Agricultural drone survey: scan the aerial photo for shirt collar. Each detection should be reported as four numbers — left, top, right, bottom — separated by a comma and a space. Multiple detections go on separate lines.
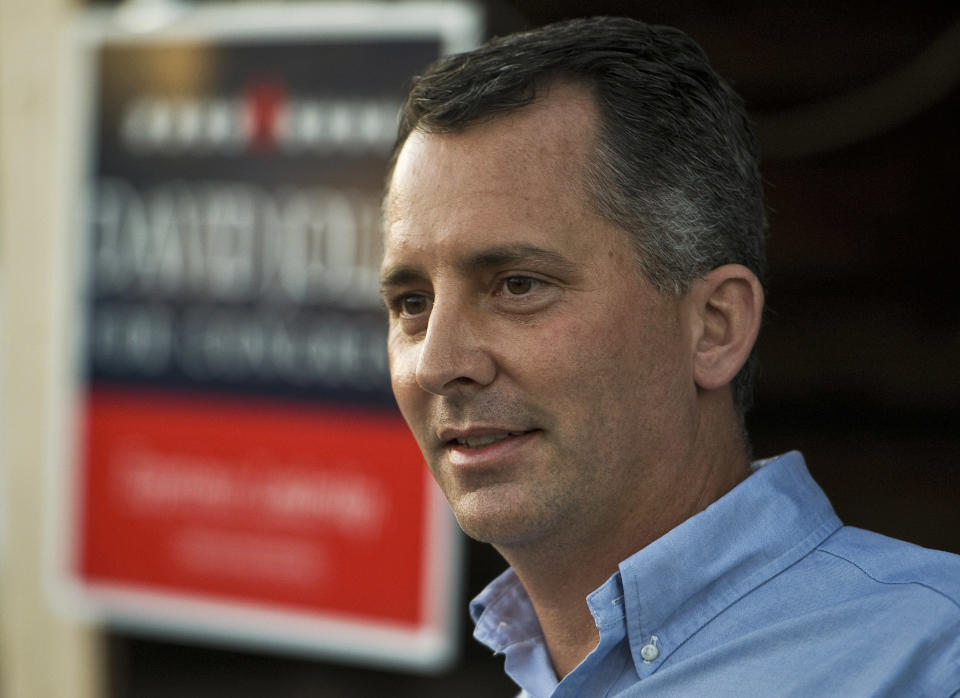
470, 568, 558, 697
616, 450, 842, 676
470, 567, 539, 650
470, 451, 843, 684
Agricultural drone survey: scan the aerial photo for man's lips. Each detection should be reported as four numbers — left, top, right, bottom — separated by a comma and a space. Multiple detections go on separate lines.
438, 428, 541, 469
437, 427, 538, 450
436, 427, 541, 466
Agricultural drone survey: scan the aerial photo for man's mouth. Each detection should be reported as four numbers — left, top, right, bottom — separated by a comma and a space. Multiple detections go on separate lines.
453, 431, 531, 449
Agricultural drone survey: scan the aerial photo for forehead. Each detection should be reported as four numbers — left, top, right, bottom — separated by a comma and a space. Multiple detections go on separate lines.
390, 84, 596, 197
382, 84, 609, 268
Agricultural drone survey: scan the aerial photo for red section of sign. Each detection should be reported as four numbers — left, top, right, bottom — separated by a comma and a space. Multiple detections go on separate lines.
77, 387, 430, 627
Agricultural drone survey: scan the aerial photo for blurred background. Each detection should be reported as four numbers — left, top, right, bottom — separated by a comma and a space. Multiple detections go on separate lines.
1, 1, 958, 696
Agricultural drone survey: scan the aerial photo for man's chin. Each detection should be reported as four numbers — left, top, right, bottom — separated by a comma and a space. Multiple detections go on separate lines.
450, 488, 554, 548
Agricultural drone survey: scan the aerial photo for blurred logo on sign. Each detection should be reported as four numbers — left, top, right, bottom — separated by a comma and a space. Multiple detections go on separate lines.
120, 80, 401, 156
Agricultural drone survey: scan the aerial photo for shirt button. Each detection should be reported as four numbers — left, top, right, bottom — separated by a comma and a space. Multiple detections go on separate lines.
640, 636, 660, 663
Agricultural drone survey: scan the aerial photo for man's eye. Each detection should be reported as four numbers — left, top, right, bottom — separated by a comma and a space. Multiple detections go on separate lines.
400, 294, 430, 316
503, 276, 538, 295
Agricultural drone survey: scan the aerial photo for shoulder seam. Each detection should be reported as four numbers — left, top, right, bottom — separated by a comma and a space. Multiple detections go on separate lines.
815, 548, 960, 614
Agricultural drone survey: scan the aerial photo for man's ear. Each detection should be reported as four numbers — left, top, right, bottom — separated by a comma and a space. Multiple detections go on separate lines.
688, 264, 764, 391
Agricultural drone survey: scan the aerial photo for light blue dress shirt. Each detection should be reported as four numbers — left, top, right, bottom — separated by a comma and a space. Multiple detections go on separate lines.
471, 451, 960, 697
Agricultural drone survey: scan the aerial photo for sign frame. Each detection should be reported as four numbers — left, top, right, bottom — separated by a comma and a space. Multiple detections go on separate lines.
51, 1, 480, 672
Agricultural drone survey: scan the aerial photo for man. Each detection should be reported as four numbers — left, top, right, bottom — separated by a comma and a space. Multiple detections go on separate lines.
379, 16, 960, 697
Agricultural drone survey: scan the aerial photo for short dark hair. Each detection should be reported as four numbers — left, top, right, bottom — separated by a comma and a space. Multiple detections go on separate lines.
392, 15, 767, 416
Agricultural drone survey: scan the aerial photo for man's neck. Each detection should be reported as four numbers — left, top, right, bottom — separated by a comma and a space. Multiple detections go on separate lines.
495, 409, 752, 680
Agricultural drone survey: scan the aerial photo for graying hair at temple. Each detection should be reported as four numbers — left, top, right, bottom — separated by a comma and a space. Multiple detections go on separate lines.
391, 15, 768, 416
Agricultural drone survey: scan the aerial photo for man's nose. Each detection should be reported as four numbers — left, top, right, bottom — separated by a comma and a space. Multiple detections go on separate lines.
415, 299, 496, 396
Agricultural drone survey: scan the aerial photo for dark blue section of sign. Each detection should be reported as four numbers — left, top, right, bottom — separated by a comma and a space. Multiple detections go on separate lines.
85, 34, 441, 408
86, 300, 395, 408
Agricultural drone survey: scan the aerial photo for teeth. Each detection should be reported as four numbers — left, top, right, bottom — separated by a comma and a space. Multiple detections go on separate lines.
455, 432, 524, 448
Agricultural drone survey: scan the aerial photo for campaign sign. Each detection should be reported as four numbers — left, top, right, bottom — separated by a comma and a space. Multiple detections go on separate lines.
63, 3, 479, 670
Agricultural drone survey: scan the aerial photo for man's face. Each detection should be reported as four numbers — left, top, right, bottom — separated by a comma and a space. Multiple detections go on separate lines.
381, 86, 698, 550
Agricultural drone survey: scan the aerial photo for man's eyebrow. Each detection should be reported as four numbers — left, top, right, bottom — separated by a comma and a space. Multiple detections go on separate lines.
458, 244, 577, 276
379, 244, 578, 296
379, 266, 428, 296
